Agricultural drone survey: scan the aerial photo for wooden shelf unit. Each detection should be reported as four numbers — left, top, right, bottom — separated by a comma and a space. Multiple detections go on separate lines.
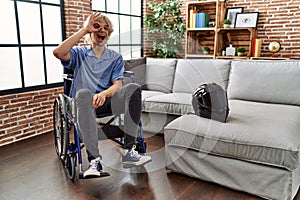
215, 28, 257, 58
185, 1, 226, 58
186, 29, 216, 56
215, 56, 248, 59
185, 1, 257, 59
250, 57, 290, 60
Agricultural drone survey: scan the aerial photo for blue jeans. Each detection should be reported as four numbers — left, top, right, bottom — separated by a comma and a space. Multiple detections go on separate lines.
75, 83, 142, 162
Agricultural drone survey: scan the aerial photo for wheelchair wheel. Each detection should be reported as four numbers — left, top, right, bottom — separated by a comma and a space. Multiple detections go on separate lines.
65, 153, 76, 181
53, 95, 69, 161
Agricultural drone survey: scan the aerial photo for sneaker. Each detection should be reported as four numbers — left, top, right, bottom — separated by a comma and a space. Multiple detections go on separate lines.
83, 157, 103, 178
122, 145, 152, 168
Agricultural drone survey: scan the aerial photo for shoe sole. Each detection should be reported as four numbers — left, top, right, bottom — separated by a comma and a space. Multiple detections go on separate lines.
83, 171, 110, 179
122, 158, 152, 169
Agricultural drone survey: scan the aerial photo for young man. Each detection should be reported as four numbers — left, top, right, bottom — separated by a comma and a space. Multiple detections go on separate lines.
53, 12, 151, 178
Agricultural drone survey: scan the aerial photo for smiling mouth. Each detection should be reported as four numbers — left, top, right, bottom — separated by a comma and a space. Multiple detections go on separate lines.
97, 34, 106, 40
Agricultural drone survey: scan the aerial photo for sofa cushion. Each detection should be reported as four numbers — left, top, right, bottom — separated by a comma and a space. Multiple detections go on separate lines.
141, 90, 165, 102
146, 58, 177, 93
124, 57, 146, 89
172, 59, 231, 93
143, 93, 193, 115
164, 100, 300, 170
228, 60, 300, 106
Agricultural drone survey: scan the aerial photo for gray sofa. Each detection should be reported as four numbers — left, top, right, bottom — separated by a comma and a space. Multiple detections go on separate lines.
125, 58, 300, 200
125, 57, 231, 133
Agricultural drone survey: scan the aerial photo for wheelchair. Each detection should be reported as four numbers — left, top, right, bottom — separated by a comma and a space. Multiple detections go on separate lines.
53, 68, 147, 181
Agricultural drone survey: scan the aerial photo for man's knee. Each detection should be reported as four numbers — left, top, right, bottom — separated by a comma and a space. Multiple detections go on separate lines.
75, 89, 93, 101
124, 83, 141, 94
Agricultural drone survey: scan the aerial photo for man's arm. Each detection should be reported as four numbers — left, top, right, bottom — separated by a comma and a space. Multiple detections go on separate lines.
53, 28, 87, 61
53, 12, 101, 61
92, 79, 122, 108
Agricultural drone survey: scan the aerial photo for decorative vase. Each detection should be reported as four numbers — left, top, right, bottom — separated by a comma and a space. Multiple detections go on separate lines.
223, 24, 230, 28
226, 44, 235, 56
203, 51, 209, 55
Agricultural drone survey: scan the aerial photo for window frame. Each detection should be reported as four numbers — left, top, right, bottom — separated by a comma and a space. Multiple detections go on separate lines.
0, 0, 65, 96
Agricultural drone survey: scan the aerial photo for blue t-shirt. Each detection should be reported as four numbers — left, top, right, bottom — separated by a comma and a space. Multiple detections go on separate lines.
62, 46, 124, 97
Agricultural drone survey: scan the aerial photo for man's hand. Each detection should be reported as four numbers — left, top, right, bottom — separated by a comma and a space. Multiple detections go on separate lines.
84, 12, 102, 34
93, 92, 107, 108
53, 12, 102, 61
92, 80, 122, 108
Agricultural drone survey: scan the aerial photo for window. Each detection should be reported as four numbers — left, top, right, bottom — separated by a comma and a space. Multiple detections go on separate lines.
0, 0, 64, 94
92, 0, 142, 60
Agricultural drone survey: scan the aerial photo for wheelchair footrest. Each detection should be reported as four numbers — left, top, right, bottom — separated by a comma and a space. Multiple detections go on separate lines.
79, 171, 110, 179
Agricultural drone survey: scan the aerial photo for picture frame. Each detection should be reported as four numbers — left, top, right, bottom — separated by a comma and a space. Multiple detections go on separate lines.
225, 7, 243, 28
235, 12, 259, 28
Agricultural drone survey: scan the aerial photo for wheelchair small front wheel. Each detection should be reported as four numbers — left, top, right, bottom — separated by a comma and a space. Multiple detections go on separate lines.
65, 153, 76, 181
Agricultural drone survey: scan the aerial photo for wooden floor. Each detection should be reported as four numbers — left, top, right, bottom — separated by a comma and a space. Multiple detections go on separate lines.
1, 132, 299, 200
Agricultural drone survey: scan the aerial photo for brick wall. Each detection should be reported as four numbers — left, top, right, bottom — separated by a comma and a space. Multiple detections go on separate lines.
64, 0, 91, 42
228, 0, 300, 59
143, 0, 300, 59
0, 87, 63, 146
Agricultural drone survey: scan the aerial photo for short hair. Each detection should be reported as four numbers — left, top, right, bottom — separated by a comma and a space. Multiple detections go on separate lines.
84, 14, 114, 44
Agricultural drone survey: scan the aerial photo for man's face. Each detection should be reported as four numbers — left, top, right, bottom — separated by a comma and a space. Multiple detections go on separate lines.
91, 21, 110, 46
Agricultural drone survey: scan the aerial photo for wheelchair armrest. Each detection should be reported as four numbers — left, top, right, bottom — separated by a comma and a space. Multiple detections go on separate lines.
124, 71, 136, 83
63, 72, 133, 80
63, 74, 74, 81
124, 71, 134, 77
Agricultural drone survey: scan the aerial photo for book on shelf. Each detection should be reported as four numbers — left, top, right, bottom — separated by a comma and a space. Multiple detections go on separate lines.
252, 38, 262, 57
189, 9, 194, 28
189, 7, 197, 28
195, 12, 210, 28
251, 38, 256, 57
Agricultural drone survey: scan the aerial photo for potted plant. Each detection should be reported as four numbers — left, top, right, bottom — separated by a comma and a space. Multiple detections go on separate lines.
237, 46, 246, 56
203, 46, 210, 54
222, 19, 231, 28
145, 0, 186, 58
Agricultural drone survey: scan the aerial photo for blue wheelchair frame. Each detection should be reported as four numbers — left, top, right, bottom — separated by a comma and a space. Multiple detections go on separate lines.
53, 69, 147, 181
